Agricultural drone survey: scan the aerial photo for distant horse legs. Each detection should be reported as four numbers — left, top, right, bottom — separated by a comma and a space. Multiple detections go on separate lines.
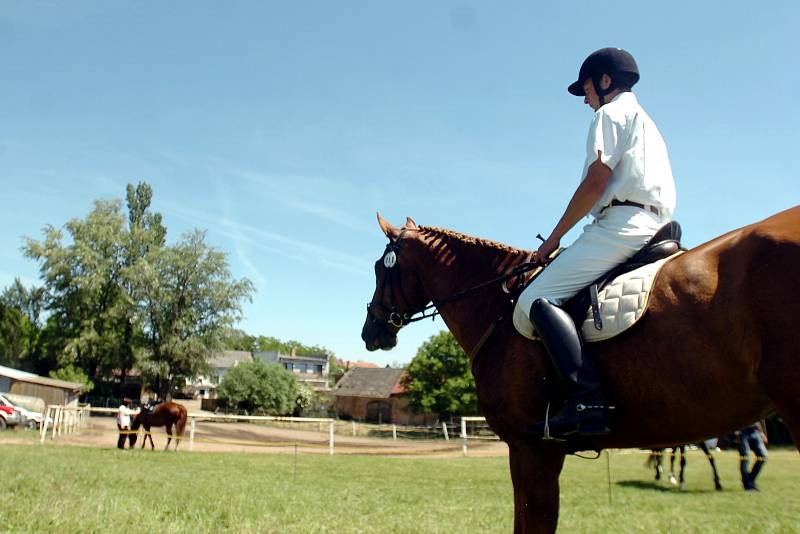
668, 446, 686, 488
651, 444, 722, 491
165, 422, 174, 451
697, 441, 723, 491
140, 423, 156, 450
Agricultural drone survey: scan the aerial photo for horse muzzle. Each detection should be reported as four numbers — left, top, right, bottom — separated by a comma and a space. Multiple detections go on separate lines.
361, 315, 398, 351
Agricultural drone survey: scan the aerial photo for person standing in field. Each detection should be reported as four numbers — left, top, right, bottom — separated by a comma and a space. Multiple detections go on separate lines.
738, 420, 768, 491
116, 398, 139, 449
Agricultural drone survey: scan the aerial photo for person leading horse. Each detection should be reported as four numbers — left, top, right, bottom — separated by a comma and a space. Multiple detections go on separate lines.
516, 47, 677, 439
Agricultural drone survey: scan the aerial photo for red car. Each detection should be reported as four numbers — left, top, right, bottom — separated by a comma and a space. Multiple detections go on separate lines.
0, 403, 22, 429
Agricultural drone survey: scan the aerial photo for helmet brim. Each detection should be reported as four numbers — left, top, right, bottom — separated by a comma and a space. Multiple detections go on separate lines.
568, 80, 585, 96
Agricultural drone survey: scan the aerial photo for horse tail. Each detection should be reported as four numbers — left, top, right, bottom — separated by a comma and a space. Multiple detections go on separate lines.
176, 407, 188, 439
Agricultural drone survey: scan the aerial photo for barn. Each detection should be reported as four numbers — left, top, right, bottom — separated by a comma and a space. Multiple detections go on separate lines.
332, 367, 438, 425
0, 365, 83, 407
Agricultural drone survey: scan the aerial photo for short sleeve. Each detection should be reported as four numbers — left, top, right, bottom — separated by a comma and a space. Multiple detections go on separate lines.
587, 110, 624, 170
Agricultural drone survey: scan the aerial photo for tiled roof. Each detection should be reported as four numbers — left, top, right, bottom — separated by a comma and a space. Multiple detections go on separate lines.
333, 367, 405, 399
336, 358, 379, 369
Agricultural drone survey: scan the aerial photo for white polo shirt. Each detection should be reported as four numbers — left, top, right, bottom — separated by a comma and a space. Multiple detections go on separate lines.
117, 405, 136, 427
582, 92, 676, 220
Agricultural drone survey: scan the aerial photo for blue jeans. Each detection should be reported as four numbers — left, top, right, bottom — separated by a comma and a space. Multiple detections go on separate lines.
738, 426, 767, 489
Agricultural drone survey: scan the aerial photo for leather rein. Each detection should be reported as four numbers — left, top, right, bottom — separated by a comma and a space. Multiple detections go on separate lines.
366, 231, 540, 359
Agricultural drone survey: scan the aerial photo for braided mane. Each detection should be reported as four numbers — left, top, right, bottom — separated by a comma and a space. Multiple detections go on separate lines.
417, 225, 529, 256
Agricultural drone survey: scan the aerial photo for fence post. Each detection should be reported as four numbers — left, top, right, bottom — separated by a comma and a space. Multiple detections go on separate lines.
392, 424, 397, 440
189, 417, 196, 452
53, 406, 61, 439
442, 421, 449, 441
352, 420, 356, 437
461, 418, 468, 456
40, 406, 52, 444
329, 421, 335, 455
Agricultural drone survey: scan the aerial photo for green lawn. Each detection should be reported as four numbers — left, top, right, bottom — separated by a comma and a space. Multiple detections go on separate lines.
0, 443, 797, 533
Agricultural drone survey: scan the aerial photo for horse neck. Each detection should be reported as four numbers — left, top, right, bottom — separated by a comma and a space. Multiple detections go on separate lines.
410, 227, 529, 354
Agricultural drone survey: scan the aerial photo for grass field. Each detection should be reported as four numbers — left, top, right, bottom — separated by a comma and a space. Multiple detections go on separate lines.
0, 442, 798, 533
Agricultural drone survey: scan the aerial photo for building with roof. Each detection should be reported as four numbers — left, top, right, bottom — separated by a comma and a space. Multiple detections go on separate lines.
0, 365, 84, 407
190, 350, 253, 399
254, 349, 330, 392
332, 367, 437, 425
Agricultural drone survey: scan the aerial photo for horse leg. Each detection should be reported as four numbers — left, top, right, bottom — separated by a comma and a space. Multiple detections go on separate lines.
678, 446, 686, 490
173, 423, 180, 451
164, 423, 173, 451
508, 443, 565, 534
668, 448, 678, 487
698, 441, 723, 491
758, 357, 800, 453
147, 425, 155, 450
649, 450, 663, 481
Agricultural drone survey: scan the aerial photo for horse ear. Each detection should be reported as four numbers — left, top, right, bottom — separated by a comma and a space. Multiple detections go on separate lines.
377, 212, 400, 240
405, 217, 418, 229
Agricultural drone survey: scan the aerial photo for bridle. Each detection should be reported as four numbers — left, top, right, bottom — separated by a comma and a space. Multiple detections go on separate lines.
365, 231, 438, 330
366, 230, 541, 334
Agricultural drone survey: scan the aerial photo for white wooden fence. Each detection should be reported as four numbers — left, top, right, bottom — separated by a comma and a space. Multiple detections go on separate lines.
39, 405, 494, 456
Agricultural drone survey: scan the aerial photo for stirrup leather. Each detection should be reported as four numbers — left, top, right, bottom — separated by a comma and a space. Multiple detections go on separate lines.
541, 401, 566, 442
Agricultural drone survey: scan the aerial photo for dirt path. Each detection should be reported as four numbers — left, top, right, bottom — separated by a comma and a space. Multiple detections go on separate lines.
36, 416, 509, 458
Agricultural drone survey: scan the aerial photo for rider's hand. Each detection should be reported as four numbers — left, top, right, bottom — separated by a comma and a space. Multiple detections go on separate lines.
534, 236, 560, 265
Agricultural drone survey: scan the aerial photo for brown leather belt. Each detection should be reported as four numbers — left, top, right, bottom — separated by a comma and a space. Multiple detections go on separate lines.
606, 199, 661, 216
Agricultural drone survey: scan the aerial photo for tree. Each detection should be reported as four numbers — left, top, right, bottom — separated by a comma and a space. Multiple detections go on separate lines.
402, 330, 478, 417
49, 364, 95, 394
216, 359, 298, 415
20, 182, 253, 398
220, 328, 257, 352
131, 229, 254, 398
328, 355, 344, 386
119, 182, 167, 383
0, 303, 31, 369
23, 200, 129, 379
252, 335, 330, 356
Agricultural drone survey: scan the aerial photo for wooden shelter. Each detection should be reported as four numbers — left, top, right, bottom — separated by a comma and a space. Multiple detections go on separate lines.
0, 365, 83, 407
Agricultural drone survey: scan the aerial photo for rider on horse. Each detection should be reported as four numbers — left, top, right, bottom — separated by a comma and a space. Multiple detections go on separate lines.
518, 48, 677, 439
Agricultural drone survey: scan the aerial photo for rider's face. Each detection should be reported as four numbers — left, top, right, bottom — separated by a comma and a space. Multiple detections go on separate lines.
582, 75, 613, 111
583, 79, 601, 111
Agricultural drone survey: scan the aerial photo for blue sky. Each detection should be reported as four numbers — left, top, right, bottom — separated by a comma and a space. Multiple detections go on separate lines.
1, 1, 798, 366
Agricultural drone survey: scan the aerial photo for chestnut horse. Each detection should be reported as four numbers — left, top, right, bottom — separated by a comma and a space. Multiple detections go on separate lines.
131, 401, 188, 451
362, 208, 800, 533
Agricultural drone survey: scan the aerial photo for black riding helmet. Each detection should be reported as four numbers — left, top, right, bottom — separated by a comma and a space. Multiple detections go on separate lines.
568, 47, 640, 97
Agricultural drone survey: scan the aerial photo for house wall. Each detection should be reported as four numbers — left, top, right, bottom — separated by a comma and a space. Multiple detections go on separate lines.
9, 381, 80, 407
334, 395, 438, 425
390, 396, 438, 426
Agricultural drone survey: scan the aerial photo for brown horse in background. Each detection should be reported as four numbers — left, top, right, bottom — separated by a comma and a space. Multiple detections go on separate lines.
131, 402, 188, 451
361, 207, 800, 533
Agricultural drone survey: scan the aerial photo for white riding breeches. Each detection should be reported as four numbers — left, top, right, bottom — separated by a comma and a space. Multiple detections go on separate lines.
513, 206, 668, 334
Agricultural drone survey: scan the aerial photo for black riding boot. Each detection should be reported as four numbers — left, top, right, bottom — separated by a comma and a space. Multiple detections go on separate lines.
526, 298, 611, 439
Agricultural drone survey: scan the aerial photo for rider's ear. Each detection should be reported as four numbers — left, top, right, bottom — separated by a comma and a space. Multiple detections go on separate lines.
377, 212, 401, 240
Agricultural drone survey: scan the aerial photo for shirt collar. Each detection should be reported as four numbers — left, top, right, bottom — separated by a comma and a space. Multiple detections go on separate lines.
610, 91, 636, 105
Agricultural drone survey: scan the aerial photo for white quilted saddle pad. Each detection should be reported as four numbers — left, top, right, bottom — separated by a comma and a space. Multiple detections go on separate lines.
513, 253, 680, 343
